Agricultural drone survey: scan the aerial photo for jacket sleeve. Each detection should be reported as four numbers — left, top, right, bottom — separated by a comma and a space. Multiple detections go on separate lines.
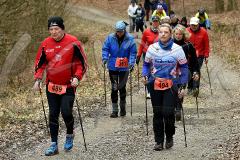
34, 42, 47, 80
129, 38, 137, 66
162, 10, 167, 19
203, 31, 210, 58
73, 42, 88, 80
177, 48, 189, 84
138, 31, 147, 58
142, 46, 152, 77
102, 36, 110, 62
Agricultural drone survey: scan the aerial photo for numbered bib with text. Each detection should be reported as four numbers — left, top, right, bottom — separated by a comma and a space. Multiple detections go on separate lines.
48, 82, 67, 95
115, 57, 128, 68
154, 78, 173, 91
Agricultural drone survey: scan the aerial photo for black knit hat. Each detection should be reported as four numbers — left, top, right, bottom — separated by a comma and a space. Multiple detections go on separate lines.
48, 16, 65, 30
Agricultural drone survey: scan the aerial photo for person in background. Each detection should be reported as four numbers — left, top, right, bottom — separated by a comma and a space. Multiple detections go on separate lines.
135, 3, 146, 34
179, 16, 189, 28
187, 17, 210, 96
136, 15, 160, 98
195, 8, 211, 30
142, 23, 188, 151
152, 4, 167, 20
172, 24, 200, 120
144, 0, 152, 21
33, 16, 87, 156
169, 11, 179, 28
102, 21, 137, 118
128, 0, 138, 33
160, 16, 171, 25
159, 0, 168, 15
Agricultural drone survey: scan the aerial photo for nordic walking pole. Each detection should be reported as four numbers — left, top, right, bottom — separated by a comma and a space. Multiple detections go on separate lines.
181, 104, 187, 147
104, 64, 107, 108
205, 60, 213, 95
196, 96, 199, 118
137, 64, 140, 91
130, 70, 133, 116
75, 98, 87, 151
39, 88, 50, 135
144, 85, 149, 136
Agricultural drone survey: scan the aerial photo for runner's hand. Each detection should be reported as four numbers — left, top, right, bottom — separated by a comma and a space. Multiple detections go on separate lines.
102, 60, 107, 68
71, 77, 79, 87
33, 79, 41, 91
178, 88, 186, 98
142, 76, 148, 85
204, 58, 208, 64
192, 72, 199, 81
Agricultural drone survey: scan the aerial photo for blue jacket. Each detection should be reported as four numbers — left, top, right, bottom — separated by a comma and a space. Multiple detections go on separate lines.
102, 32, 137, 71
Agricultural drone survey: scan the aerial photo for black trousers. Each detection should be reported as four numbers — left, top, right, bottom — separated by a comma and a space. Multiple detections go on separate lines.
136, 22, 144, 33
46, 87, 75, 143
109, 70, 129, 103
188, 57, 204, 89
148, 82, 177, 143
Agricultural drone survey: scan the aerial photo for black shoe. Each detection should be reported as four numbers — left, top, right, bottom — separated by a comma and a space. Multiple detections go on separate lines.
175, 109, 181, 121
153, 143, 163, 151
165, 138, 174, 149
120, 101, 126, 116
110, 112, 118, 118
120, 110, 126, 116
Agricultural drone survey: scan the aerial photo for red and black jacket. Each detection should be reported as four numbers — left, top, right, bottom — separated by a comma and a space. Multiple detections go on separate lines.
34, 34, 87, 86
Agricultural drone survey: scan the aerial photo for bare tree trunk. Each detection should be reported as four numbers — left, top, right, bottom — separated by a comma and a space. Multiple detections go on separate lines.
215, 0, 224, 13
227, 0, 239, 11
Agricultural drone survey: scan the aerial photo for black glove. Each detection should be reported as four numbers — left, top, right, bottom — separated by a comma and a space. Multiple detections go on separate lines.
136, 56, 141, 65
102, 60, 107, 68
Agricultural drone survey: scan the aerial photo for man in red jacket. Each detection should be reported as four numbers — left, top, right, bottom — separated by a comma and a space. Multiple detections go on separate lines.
33, 16, 87, 156
187, 17, 209, 96
136, 15, 160, 98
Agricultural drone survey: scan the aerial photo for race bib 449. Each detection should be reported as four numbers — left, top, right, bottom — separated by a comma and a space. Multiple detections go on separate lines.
48, 82, 67, 95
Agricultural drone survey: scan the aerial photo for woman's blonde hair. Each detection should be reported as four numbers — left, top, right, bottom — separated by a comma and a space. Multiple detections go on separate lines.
172, 24, 190, 40
159, 23, 172, 33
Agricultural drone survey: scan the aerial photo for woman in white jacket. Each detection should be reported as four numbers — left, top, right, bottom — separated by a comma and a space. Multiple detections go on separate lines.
128, 0, 138, 33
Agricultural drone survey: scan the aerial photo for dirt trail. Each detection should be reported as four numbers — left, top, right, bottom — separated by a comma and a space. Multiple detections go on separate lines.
19, 4, 240, 160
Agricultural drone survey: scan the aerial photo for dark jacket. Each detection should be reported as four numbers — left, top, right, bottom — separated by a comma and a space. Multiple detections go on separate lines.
134, 7, 145, 24
144, 0, 152, 10
174, 39, 200, 73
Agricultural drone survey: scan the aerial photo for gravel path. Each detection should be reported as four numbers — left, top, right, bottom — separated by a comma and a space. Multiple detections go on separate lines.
18, 4, 240, 160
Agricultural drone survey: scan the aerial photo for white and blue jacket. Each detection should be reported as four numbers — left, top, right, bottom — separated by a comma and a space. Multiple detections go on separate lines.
142, 41, 188, 85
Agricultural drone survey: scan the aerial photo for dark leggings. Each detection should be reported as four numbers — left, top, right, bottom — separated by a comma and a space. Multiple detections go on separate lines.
188, 57, 204, 89
147, 82, 177, 143
46, 87, 75, 143
136, 23, 144, 33
109, 70, 129, 103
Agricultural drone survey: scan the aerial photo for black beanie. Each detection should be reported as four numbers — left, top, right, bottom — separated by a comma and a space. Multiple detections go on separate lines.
48, 16, 65, 30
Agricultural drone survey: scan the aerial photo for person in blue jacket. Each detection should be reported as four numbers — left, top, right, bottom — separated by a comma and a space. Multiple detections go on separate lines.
102, 20, 137, 118
152, 0, 168, 15
142, 23, 188, 151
